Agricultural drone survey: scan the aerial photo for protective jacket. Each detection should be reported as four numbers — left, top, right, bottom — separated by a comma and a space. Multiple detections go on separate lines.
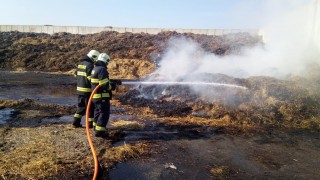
76, 56, 94, 96
91, 61, 113, 132
91, 61, 112, 101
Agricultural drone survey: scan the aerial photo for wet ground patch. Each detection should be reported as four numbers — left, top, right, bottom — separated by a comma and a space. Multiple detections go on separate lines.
0, 98, 75, 127
109, 130, 320, 179
0, 108, 15, 124
0, 71, 76, 105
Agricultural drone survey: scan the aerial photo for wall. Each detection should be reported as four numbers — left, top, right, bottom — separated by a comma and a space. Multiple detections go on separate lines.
0, 25, 261, 36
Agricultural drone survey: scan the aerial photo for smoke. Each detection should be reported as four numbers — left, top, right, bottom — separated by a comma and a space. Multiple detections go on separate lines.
151, 0, 320, 80
152, 37, 206, 81
140, 0, 320, 104
258, 0, 320, 77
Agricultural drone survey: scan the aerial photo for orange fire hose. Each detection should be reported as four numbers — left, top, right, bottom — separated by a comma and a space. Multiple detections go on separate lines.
85, 85, 100, 180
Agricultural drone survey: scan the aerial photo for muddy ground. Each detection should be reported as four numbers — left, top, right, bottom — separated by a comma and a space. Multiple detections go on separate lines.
0, 31, 320, 179
1, 71, 319, 180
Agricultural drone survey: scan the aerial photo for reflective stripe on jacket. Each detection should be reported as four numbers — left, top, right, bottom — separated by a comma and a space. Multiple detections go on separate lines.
76, 56, 94, 96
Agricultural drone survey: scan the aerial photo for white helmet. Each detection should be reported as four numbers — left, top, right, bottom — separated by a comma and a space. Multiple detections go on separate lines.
87, 50, 100, 61
97, 53, 111, 63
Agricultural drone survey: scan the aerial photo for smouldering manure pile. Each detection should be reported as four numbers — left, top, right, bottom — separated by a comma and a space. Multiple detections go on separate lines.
119, 73, 320, 130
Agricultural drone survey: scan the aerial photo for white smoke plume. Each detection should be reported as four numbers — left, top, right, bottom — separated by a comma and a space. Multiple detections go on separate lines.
151, 0, 320, 80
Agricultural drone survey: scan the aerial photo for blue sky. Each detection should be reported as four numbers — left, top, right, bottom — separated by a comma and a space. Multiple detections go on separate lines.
0, 0, 311, 29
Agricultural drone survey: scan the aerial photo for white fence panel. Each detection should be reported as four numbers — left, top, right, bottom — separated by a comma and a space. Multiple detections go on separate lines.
0, 25, 260, 36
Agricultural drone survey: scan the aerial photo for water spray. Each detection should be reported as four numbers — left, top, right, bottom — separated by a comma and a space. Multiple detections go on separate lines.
120, 80, 247, 90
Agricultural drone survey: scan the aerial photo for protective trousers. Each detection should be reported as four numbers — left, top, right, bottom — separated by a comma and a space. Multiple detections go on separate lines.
73, 95, 94, 125
93, 100, 110, 132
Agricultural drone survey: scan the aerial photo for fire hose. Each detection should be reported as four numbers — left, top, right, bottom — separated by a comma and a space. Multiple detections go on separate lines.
85, 84, 100, 180
85, 79, 122, 180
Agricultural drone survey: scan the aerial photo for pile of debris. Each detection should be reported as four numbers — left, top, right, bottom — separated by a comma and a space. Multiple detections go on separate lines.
0, 31, 261, 72
119, 73, 320, 130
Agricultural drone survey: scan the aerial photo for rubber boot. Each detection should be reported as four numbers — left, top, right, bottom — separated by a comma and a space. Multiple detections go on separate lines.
95, 130, 109, 139
72, 118, 82, 128
97, 163, 104, 179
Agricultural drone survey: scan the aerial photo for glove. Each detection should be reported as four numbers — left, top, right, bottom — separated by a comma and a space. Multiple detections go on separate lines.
110, 79, 122, 85
110, 79, 122, 91
110, 82, 117, 91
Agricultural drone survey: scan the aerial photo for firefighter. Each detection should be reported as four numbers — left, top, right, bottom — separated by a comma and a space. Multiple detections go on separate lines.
73, 50, 100, 128
91, 53, 117, 138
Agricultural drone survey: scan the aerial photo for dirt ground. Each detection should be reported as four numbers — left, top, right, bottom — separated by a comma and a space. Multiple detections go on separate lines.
0, 31, 319, 179
109, 130, 320, 180
0, 71, 319, 180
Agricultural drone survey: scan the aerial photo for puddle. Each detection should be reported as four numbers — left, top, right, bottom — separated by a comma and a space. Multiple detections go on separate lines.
39, 109, 136, 127
0, 108, 15, 124
0, 71, 76, 106
41, 115, 73, 125
0, 85, 76, 106
38, 109, 137, 127
110, 114, 136, 121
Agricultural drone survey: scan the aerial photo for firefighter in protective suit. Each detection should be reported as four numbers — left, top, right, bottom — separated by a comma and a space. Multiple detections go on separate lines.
73, 50, 100, 128
91, 53, 117, 137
